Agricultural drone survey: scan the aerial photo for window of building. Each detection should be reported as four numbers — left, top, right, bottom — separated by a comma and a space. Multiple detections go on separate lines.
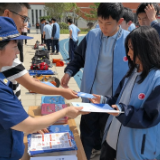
39, 10, 42, 19
32, 9, 34, 25
36, 9, 38, 23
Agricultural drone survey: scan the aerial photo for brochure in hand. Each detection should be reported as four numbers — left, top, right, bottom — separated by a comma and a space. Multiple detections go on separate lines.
76, 92, 95, 99
41, 96, 65, 104
72, 102, 124, 113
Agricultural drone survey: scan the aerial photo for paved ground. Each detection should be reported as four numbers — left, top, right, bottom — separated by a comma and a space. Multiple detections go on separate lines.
21, 29, 100, 160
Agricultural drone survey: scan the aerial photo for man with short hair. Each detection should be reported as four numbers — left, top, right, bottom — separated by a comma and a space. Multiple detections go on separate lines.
43, 20, 52, 51
51, 18, 60, 55
0, 3, 78, 102
61, 3, 129, 159
121, 7, 136, 31
136, 3, 160, 37
67, 19, 80, 62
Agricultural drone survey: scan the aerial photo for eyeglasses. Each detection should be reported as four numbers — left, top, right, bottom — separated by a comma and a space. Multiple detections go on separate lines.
9, 10, 29, 23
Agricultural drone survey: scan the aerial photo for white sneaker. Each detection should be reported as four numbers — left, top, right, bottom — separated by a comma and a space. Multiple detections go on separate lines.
90, 149, 101, 159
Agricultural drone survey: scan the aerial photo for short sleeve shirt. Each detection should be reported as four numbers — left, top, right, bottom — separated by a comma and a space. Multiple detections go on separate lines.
43, 24, 52, 40
0, 72, 28, 159
69, 24, 80, 42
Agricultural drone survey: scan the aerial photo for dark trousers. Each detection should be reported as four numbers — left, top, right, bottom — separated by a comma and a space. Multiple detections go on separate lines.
100, 141, 116, 160
18, 40, 23, 62
22, 32, 27, 44
28, 29, 30, 33
52, 39, 59, 53
41, 34, 45, 44
69, 38, 78, 61
80, 112, 109, 160
46, 39, 52, 51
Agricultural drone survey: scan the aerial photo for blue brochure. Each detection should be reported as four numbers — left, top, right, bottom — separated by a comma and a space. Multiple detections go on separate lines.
48, 125, 70, 133
29, 70, 54, 75
77, 92, 95, 99
41, 96, 65, 104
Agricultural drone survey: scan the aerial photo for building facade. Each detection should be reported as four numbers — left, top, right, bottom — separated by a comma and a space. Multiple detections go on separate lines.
29, 3, 47, 26
28, 3, 160, 28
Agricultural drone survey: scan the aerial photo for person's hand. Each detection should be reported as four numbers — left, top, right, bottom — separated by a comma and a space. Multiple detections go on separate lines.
51, 37, 53, 40
108, 105, 121, 116
61, 88, 78, 100
61, 73, 70, 88
145, 4, 157, 24
36, 128, 49, 135
89, 94, 101, 104
65, 106, 90, 119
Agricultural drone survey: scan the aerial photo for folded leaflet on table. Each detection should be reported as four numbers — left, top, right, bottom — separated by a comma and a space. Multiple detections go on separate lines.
41, 104, 68, 123
27, 131, 77, 156
41, 96, 65, 104
72, 102, 124, 113
29, 70, 54, 75
48, 125, 70, 133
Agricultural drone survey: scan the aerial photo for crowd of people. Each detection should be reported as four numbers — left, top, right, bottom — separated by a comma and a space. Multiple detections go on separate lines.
35, 17, 80, 61
0, 2, 160, 160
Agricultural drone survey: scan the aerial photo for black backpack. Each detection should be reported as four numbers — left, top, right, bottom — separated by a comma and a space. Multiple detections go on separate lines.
35, 50, 49, 59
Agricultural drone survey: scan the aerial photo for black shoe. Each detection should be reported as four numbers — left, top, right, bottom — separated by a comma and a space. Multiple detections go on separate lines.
66, 58, 70, 60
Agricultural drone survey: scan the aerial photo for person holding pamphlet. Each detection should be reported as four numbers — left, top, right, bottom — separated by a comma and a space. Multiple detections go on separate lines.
0, 17, 88, 160
90, 26, 160, 160
61, 3, 129, 159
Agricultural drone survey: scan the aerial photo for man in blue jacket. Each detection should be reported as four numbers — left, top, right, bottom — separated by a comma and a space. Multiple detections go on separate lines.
120, 7, 136, 31
136, 3, 160, 38
61, 3, 129, 159
51, 18, 60, 55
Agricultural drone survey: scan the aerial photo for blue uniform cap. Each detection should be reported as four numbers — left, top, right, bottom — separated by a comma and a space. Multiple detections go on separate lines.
0, 16, 33, 41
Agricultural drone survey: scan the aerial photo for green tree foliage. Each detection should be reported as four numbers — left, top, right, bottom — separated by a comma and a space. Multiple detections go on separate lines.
85, 3, 100, 19
44, 3, 76, 21
59, 22, 69, 29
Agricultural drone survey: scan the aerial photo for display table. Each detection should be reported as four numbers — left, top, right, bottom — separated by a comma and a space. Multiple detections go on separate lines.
21, 106, 87, 160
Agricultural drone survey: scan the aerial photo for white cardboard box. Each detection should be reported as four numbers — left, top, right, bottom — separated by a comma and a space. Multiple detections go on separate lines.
30, 155, 77, 160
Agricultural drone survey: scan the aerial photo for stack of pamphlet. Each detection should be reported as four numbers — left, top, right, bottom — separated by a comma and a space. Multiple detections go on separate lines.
27, 125, 77, 158
41, 103, 68, 123
41, 96, 67, 124
41, 96, 65, 104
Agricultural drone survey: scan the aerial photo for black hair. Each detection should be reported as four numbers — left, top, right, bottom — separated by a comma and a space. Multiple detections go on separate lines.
0, 41, 10, 50
122, 7, 134, 23
49, 20, 52, 23
136, 3, 159, 16
97, 3, 123, 21
0, 3, 30, 15
52, 18, 56, 22
125, 26, 160, 83
67, 19, 73, 24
